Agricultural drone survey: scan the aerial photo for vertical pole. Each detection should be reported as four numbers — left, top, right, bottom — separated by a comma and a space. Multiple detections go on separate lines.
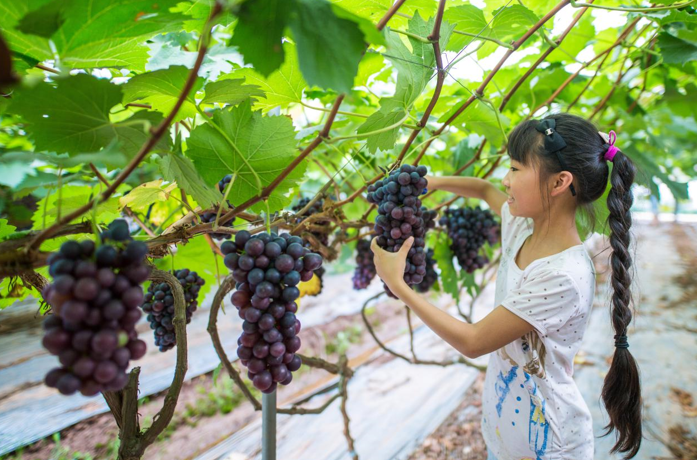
262, 390, 277, 460
263, 223, 280, 460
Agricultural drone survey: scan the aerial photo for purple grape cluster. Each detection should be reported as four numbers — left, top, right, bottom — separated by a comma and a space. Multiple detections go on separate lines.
141, 269, 205, 352
415, 248, 438, 293
41, 219, 149, 396
292, 197, 329, 247
221, 230, 323, 394
438, 206, 501, 273
366, 164, 431, 297
352, 239, 376, 290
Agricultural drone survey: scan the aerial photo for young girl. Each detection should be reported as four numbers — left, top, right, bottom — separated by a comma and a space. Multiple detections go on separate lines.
370, 113, 642, 459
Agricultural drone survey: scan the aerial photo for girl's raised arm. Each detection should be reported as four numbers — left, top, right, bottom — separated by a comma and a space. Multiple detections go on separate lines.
426, 176, 507, 217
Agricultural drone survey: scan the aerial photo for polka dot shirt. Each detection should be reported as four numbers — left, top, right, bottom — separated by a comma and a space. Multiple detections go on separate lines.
481, 201, 596, 460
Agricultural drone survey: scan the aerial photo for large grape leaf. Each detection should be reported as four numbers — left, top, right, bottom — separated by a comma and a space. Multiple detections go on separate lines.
476, 4, 540, 60
288, 0, 368, 93
443, 5, 490, 52
8, 74, 170, 156
658, 32, 697, 65
357, 12, 455, 153
185, 100, 306, 214
122, 66, 203, 122
0, 1, 53, 63
231, 43, 307, 113
229, 0, 290, 77
11, 0, 187, 70
160, 137, 223, 209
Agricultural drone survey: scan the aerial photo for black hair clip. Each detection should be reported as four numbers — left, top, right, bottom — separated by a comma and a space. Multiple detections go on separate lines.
535, 119, 576, 197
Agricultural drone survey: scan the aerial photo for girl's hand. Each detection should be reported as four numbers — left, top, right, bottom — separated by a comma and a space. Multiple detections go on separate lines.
370, 236, 414, 291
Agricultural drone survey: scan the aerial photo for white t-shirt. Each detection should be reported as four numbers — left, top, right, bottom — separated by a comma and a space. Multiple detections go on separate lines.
481, 200, 596, 460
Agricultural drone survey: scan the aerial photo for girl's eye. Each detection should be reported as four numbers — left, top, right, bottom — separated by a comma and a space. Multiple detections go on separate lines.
509, 167, 517, 171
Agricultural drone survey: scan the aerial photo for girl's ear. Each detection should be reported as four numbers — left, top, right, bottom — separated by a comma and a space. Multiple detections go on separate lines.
550, 171, 574, 197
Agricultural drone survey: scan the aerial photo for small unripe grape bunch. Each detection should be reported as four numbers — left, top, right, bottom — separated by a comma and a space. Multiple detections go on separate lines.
41, 219, 149, 396
141, 268, 205, 352
415, 248, 438, 293
366, 164, 432, 298
438, 206, 501, 274
220, 230, 323, 394
352, 238, 376, 290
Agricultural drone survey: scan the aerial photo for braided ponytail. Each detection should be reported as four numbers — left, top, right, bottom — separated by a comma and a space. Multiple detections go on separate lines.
600, 145, 643, 458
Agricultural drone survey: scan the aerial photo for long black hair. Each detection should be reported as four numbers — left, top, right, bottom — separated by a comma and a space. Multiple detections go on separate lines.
507, 112, 643, 458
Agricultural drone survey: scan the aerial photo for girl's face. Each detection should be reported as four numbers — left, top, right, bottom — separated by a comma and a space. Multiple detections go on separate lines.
502, 157, 544, 217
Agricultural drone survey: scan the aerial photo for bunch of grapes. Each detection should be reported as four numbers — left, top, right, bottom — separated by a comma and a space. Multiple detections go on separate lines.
141, 269, 205, 352
415, 249, 438, 293
292, 197, 329, 247
352, 239, 376, 290
293, 197, 332, 295
422, 206, 438, 230
366, 164, 431, 297
200, 174, 238, 240
41, 220, 149, 396
221, 230, 323, 394
438, 206, 501, 273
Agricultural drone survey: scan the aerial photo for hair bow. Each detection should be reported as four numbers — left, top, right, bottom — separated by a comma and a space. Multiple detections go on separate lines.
535, 118, 576, 196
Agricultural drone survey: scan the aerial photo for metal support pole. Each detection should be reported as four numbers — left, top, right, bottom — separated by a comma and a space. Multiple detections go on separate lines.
262, 389, 277, 460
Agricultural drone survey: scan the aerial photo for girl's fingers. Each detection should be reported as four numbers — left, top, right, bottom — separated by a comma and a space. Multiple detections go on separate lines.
398, 236, 414, 256
370, 236, 379, 254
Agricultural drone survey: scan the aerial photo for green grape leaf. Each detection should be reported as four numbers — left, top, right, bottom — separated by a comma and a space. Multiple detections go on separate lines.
120, 180, 178, 210
357, 13, 454, 153
0, 1, 53, 62
186, 100, 306, 214
443, 5, 490, 52
160, 146, 223, 209
356, 102, 407, 153
154, 236, 217, 300
54, 0, 185, 69
433, 231, 459, 304
330, 0, 391, 19
330, 3, 386, 46
288, 0, 367, 93
0, 219, 17, 240
201, 78, 266, 106
658, 32, 697, 64
16, 0, 66, 38
122, 65, 203, 121
32, 185, 121, 228
231, 42, 306, 112
9, 74, 170, 156
229, 0, 290, 77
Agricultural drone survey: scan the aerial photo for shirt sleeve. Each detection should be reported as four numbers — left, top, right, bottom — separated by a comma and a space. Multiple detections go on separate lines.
499, 270, 581, 337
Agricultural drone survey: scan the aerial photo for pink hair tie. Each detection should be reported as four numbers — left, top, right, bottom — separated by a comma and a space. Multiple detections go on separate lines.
604, 130, 619, 162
